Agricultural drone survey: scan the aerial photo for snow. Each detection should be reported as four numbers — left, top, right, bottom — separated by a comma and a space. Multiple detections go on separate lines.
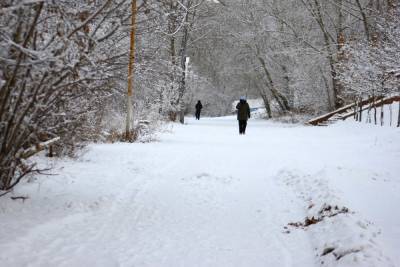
0, 117, 399, 267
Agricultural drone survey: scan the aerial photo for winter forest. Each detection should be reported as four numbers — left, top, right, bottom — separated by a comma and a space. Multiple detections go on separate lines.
0, 1, 399, 267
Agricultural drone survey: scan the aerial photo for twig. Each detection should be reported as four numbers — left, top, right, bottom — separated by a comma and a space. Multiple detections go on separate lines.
0, 190, 12, 198
11, 196, 29, 202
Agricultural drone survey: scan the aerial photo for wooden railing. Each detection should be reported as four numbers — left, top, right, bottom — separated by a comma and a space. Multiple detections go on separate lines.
22, 137, 60, 159
308, 95, 400, 126
307, 96, 384, 125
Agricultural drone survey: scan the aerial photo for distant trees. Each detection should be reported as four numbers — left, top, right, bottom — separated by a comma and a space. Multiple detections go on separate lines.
157, 0, 206, 124
187, 0, 399, 116
126, 0, 207, 124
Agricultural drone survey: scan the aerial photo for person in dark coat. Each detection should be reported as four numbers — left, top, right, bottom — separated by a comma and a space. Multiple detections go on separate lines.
195, 100, 203, 120
236, 96, 250, 134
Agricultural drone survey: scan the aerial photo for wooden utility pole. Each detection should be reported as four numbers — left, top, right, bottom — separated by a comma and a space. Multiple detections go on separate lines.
126, 0, 137, 140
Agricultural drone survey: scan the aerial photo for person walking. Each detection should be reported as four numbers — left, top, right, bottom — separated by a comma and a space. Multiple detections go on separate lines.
236, 96, 250, 134
195, 100, 203, 120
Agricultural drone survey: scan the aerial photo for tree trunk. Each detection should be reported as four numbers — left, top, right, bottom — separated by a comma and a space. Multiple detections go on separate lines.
374, 96, 377, 124
354, 100, 358, 121
368, 97, 372, 123
355, 0, 371, 42
176, 1, 194, 124
281, 65, 293, 109
125, 0, 137, 140
320, 68, 333, 110
260, 93, 272, 119
397, 102, 400, 127
177, 26, 190, 124
257, 56, 290, 112
307, 0, 343, 109
166, 1, 178, 121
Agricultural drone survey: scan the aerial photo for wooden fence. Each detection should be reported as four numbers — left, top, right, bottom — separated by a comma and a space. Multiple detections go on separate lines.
308, 95, 400, 127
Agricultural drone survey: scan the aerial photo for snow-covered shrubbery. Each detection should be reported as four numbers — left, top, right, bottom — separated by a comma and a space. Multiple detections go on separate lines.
336, 7, 400, 102
0, 2, 133, 191
0, 1, 199, 192
0, 0, 223, 192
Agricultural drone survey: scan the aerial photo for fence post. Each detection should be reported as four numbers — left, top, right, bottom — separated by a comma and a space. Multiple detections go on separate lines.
354, 99, 358, 121
374, 96, 377, 125
367, 95, 372, 123
48, 145, 54, 157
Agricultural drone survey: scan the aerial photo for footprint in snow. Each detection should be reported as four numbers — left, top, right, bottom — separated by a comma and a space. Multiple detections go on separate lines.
182, 173, 234, 185
196, 173, 210, 179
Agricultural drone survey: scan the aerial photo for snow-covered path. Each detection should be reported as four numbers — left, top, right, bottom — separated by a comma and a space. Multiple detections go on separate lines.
1, 117, 399, 267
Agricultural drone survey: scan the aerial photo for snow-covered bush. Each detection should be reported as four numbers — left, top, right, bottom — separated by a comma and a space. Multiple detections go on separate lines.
0, 2, 131, 190
0, 0, 213, 192
336, 7, 400, 100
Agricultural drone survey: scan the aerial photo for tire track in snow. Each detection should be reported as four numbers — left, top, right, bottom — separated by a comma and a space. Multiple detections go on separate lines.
0, 149, 152, 267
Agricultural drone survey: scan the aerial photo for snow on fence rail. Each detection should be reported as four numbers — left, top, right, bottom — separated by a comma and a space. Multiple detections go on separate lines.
21, 137, 60, 159
340, 96, 400, 121
308, 95, 400, 127
307, 96, 384, 126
